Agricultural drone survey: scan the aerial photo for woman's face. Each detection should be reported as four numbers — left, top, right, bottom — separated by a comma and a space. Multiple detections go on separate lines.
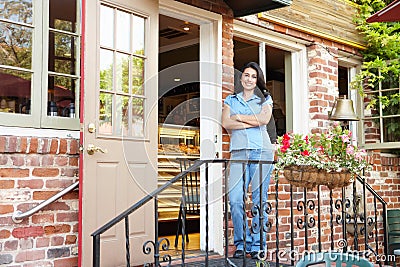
241, 67, 257, 91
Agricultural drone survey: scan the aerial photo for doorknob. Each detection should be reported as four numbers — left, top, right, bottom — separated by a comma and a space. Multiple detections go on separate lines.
86, 144, 108, 155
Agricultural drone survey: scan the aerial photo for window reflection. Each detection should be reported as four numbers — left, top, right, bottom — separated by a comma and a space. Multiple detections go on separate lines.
99, 92, 113, 134
0, 22, 32, 69
0, 0, 33, 24
100, 5, 114, 48
47, 75, 77, 117
0, 69, 32, 114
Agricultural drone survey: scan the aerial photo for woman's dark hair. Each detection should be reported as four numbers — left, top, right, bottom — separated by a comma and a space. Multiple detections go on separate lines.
234, 61, 270, 104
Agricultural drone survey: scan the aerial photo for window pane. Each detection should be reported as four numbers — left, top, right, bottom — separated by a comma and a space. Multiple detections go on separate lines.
100, 49, 113, 91
116, 10, 130, 52
383, 117, 400, 142
100, 5, 114, 48
132, 97, 144, 137
0, 22, 32, 69
116, 52, 129, 93
115, 95, 129, 136
363, 118, 381, 144
48, 32, 77, 75
382, 89, 400, 116
47, 75, 77, 117
132, 15, 144, 55
99, 92, 113, 134
0, 68, 31, 114
381, 71, 399, 89
132, 56, 144, 95
49, 0, 77, 33
0, 0, 33, 24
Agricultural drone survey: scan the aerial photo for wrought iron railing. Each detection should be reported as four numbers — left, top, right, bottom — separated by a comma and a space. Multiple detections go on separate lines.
91, 159, 388, 267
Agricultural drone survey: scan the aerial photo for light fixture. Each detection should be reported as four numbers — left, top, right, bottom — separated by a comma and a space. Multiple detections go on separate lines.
328, 95, 359, 121
174, 78, 181, 82
182, 21, 190, 31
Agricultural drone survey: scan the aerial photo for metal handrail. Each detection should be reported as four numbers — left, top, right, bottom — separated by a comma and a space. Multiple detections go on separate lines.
12, 181, 79, 223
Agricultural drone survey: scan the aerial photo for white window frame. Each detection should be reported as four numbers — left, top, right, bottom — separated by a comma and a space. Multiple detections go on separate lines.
0, 0, 81, 130
360, 68, 400, 149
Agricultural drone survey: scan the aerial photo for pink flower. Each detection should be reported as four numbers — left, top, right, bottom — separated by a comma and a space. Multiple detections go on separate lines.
346, 144, 355, 155
341, 135, 350, 143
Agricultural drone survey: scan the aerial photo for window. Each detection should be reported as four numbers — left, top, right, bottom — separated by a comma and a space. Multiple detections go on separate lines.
0, 0, 81, 130
361, 69, 400, 149
98, 4, 146, 138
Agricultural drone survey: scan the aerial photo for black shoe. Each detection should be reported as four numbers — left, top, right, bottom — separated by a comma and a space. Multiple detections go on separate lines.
250, 251, 265, 260
233, 249, 245, 259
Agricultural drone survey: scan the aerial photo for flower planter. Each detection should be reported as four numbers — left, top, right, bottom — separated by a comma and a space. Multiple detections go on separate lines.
283, 165, 353, 189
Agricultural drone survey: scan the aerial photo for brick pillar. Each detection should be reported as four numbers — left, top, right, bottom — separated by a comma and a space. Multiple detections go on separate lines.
307, 43, 339, 133
0, 136, 79, 266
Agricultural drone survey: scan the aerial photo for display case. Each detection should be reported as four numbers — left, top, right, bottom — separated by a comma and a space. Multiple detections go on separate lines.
157, 124, 200, 221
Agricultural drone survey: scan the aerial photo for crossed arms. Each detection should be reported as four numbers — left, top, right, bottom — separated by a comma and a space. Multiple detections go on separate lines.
221, 103, 272, 130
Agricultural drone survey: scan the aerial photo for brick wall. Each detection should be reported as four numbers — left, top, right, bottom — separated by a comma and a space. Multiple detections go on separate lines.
0, 136, 79, 267
222, 13, 400, 260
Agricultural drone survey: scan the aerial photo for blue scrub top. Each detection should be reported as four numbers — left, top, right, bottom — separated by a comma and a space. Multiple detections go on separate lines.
224, 92, 273, 151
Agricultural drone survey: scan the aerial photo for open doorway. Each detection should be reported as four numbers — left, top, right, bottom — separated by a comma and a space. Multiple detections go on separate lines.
233, 37, 287, 137
157, 14, 200, 250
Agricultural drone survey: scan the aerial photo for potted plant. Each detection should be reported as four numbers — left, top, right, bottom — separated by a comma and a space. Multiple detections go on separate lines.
275, 122, 371, 189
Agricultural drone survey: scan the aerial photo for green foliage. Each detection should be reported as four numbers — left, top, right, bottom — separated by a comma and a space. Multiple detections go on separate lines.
349, 0, 400, 145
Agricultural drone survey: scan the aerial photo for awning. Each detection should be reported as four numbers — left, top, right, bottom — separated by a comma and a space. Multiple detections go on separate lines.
223, 0, 292, 17
366, 0, 400, 23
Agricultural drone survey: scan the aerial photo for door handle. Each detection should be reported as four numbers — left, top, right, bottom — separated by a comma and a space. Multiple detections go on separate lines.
87, 144, 108, 155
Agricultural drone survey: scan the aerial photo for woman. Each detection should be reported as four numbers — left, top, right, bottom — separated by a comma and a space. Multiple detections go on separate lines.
222, 62, 274, 259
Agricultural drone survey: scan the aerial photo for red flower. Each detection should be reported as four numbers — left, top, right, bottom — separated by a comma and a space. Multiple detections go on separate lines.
301, 150, 310, 156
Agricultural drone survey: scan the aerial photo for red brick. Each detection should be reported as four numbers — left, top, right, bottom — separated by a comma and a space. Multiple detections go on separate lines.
20, 137, 27, 153
46, 179, 72, 188
8, 136, 17, 152
12, 226, 44, 238
54, 257, 78, 267
40, 138, 50, 154
57, 212, 78, 222
50, 139, 59, 154
32, 168, 59, 177
0, 180, 14, 189
36, 237, 50, 248
59, 139, 67, 154
0, 204, 13, 214
0, 168, 29, 177
51, 236, 64, 246
69, 140, 79, 155
62, 190, 79, 199
26, 155, 40, 166
42, 155, 54, 166
65, 235, 77, 244
29, 137, 38, 153
42, 202, 70, 211
44, 224, 71, 235
69, 157, 79, 166
0, 229, 11, 239
15, 249, 45, 262
32, 191, 58, 200
0, 136, 6, 153
55, 156, 68, 166
32, 213, 54, 224
4, 240, 18, 250
10, 155, 25, 166
18, 179, 44, 189
0, 155, 8, 165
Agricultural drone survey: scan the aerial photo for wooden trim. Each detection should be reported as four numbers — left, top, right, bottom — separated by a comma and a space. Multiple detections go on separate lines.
257, 13, 367, 50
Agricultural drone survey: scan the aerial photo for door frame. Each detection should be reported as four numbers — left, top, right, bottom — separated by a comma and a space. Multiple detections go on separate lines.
159, 0, 223, 254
